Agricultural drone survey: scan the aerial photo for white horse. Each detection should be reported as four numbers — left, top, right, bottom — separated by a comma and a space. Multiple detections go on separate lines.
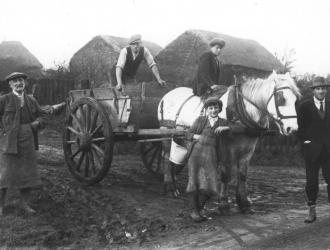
158, 71, 301, 213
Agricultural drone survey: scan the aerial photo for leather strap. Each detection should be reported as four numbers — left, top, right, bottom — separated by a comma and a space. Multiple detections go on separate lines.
174, 95, 195, 124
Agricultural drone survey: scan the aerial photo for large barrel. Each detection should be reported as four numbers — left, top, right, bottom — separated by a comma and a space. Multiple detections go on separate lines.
124, 81, 175, 129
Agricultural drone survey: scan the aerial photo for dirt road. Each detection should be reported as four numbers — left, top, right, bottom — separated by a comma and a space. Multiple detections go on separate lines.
1, 128, 329, 249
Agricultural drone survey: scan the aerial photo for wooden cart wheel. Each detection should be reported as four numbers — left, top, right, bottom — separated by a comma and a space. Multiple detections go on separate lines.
140, 141, 185, 180
63, 97, 114, 185
140, 141, 168, 180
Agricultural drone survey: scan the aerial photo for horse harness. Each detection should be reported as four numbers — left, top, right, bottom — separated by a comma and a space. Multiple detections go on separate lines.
234, 79, 297, 132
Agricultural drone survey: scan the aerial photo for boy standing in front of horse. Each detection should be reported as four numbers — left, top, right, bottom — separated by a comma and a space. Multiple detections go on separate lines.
297, 76, 330, 223
186, 97, 230, 222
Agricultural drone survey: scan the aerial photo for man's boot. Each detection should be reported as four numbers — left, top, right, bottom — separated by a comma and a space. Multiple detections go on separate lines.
20, 188, 36, 214
0, 188, 7, 217
304, 205, 316, 223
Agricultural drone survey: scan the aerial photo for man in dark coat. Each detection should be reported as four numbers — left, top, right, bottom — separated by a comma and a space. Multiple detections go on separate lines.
114, 34, 166, 93
192, 38, 225, 97
0, 72, 53, 216
297, 76, 330, 223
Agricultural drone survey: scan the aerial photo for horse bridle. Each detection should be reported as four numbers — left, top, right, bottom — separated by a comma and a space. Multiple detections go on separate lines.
236, 85, 297, 131
266, 86, 298, 120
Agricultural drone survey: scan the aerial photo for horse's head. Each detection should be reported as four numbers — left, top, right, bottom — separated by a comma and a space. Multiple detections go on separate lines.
266, 71, 301, 136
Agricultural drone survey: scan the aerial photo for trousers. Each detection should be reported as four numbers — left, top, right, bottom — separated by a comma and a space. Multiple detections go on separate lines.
305, 146, 330, 206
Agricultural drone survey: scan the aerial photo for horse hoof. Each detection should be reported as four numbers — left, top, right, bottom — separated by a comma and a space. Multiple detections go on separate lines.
173, 189, 181, 198
218, 201, 231, 215
163, 183, 180, 198
240, 207, 255, 215
190, 211, 207, 223
219, 207, 231, 216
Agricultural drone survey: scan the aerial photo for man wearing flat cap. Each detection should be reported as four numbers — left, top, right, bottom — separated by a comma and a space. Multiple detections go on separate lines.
114, 34, 166, 92
0, 72, 54, 216
297, 76, 330, 223
193, 38, 226, 98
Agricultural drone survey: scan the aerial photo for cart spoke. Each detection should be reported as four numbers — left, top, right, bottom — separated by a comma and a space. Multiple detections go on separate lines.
148, 145, 159, 167
76, 151, 85, 172
91, 124, 103, 137
155, 146, 163, 173
92, 148, 103, 168
143, 144, 155, 155
92, 144, 105, 158
67, 126, 82, 136
91, 137, 106, 143
66, 140, 77, 145
86, 104, 91, 131
78, 105, 86, 130
71, 113, 83, 131
84, 152, 90, 177
89, 151, 97, 175
71, 148, 82, 159
90, 112, 99, 133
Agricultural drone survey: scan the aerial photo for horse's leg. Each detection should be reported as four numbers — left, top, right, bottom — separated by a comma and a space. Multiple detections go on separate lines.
163, 161, 181, 198
170, 162, 182, 197
218, 160, 232, 215
236, 157, 254, 214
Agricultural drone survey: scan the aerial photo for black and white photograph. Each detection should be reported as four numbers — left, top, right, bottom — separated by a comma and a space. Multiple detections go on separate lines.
1, 0, 330, 249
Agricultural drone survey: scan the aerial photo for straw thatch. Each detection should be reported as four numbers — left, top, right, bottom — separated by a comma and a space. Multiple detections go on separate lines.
69, 35, 162, 88
0, 41, 43, 81
156, 29, 284, 86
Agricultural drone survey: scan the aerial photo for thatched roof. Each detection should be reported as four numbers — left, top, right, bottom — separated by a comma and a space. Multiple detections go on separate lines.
0, 41, 43, 80
69, 35, 162, 87
99, 35, 162, 58
156, 29, 284, 85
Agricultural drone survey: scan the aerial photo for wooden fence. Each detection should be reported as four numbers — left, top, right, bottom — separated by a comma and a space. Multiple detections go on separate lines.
33, 78, 75, 105
0, 78, 75, 105
255, 134, 301, 155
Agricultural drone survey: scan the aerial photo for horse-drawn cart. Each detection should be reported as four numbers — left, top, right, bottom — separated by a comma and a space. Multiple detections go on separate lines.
63, 84, 184, 185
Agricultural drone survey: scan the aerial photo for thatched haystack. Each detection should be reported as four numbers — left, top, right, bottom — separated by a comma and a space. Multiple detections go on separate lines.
69, 35, 162, 88
156, 29, 284, 86
0, 41, 43, 81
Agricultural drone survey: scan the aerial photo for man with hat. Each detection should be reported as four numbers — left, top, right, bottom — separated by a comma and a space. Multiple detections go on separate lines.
297, 76, 330, 223
0, 72, 53, 216
193, 38, 226, 98
114, 34, 166, 92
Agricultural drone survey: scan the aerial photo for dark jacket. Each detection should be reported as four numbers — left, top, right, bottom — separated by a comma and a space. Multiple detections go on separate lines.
186, 116, 229, 160
193, 51, 221, 96
0, 93, 47, 154
297, 98, 330, 161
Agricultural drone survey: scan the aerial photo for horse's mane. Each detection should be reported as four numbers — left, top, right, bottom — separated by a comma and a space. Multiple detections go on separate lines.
240, 73, 301, 127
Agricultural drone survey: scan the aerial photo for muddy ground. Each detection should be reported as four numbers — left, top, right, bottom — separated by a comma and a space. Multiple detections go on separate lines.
0, 126, 329, 249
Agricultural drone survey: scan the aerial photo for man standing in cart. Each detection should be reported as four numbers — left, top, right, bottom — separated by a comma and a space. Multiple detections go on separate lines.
297, 76, 330, 223
114, 34, 166, 93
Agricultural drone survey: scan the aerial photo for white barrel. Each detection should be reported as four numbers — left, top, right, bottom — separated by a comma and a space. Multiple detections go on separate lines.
169, 139, 188, 165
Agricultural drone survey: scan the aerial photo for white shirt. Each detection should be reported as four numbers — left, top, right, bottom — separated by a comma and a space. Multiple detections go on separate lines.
313, 96, 325, 111
116, 47, 156, 69
12, 90, 24, 107
208, 116, 218, 127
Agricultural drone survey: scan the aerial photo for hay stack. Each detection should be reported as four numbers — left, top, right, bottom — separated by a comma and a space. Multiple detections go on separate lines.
69, 35, 162, 88
0, 41, 43, 81
156, 29, 284, 86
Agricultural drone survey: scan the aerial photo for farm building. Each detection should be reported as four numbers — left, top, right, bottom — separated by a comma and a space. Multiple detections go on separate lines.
155, 29, 284, 86
69, 35, 162, 88
0, 41, 43, 81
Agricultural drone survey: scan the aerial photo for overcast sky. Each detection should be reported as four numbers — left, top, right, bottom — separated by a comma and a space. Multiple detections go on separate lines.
1, 0, 330, 75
